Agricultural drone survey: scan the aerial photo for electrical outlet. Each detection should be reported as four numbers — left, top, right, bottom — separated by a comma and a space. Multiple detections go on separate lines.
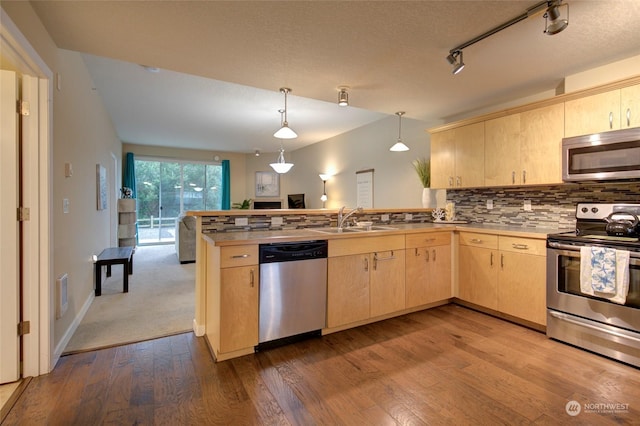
271, 217, 283, 226
524, 200, 532, 211
235, 217, 248, 226
381, 214, 390, 222
487, 199, 493, 210
405, 213, 413, 221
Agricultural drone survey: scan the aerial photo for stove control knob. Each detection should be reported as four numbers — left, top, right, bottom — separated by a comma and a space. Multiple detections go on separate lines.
591, 207, 599, 213
581, 207, 589, 213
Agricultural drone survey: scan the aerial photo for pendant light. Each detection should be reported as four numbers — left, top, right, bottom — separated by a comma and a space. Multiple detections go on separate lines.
274, 87, 297, 139
389, 111, 410, 152
270, 145, 294, 174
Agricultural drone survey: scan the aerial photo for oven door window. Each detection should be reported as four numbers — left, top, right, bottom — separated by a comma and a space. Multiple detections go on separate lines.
557, 252, 640, 309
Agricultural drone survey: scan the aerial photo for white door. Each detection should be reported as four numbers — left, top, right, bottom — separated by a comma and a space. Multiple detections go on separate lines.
0, 70, 21, 383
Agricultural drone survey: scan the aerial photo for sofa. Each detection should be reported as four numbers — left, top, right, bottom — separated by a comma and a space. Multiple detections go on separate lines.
175, 214, 196, 263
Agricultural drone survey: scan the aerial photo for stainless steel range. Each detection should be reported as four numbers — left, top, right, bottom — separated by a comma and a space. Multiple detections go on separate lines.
547, 203, 640, 367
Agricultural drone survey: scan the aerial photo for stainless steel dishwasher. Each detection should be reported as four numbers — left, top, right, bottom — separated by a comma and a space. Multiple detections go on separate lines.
258, 240, 328, 346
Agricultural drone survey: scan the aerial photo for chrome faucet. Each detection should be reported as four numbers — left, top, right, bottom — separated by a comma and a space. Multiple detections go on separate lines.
338, 206, 363, 229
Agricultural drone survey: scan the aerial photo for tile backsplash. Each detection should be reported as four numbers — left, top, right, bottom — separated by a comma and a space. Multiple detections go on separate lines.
447, 182, 640, 229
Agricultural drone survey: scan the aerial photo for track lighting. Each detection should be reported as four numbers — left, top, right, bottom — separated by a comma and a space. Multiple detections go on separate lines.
338, 87, 349, 107
544, 0, 569, 35
255, 149, 260, 157
389, 112, 410, 152
446, 1, 568, 74
274, 88, 297, 139
446, 50, 465, 75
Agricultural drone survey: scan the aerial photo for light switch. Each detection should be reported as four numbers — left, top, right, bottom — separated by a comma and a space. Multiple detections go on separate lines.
381, 214, 390, 222
405, 213, 413, 221
64, 162, 73, 177
63, 198, 69, 214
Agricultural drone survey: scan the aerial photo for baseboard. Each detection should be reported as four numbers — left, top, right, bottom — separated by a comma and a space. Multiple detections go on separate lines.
53, 290, 95, 364
193, 318, 205, 336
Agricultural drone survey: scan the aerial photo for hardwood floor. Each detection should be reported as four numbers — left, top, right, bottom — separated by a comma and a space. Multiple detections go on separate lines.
4, 304, 640, 425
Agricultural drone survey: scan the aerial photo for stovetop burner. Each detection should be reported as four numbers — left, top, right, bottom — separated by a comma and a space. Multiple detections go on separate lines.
548, 202, 640, 250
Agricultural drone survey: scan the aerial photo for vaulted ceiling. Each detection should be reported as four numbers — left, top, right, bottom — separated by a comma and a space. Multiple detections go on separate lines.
28, 0, 640, 153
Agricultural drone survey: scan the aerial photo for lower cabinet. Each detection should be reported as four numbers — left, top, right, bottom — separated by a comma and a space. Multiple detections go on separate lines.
458, 232, 546, 326
219, 265, 259, 353
327, 235, 405, 328
405, 232, 452, 308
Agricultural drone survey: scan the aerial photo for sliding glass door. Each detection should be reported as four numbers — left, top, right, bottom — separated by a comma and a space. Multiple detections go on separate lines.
135, 158, 222, 245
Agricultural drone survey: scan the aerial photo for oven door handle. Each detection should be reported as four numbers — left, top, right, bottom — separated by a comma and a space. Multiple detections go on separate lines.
549, 242, 640, 261
549, 311, 640, 343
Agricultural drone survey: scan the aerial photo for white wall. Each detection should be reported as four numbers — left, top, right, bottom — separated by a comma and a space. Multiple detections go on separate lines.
244, 115, 431, 209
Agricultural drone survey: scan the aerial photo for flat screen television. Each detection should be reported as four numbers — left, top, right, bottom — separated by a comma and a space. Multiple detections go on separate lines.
253, 201, 282, 209
287, 194, 306, 209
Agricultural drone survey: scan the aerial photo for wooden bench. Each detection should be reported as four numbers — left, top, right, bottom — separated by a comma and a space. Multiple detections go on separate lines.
94, 246, 134, 296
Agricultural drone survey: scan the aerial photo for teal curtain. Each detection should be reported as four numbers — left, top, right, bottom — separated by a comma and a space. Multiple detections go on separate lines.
123, 152, 138, 243
124, 152, 137, 198
221, 159, 231, 210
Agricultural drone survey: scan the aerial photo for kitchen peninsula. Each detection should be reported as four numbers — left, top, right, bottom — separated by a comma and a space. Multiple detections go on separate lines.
189, 208, 558, 362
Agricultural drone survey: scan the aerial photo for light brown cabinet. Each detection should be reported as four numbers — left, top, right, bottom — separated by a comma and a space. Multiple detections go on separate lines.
484, 103, 564, 187
457, 232, 546, 326
206, 244, 259, 359
565, 89, 621, 137
327, 235, 405, 328
219, 265, 258, 353
405, 232, 452, 308
621, 84, 640, 129
431, 122, 484, 189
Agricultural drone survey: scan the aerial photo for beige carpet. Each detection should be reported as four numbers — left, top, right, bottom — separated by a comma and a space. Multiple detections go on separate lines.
63, 244, 195, 354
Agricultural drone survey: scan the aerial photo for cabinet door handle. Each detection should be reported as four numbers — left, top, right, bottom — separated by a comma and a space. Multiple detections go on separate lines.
627, 108, 631, 127
609, 111, 614, 129
414, 248, 420, 257
512, 243, 529, 250
500, 253, 504, 269
490, 252, 494, 266
522, 170, 526, 184
231, 254, 250, 259
470, 238, 483, 243
512, 171, 515, 184
250, 269, 255, 287
364, 257, 369, 272
425, 250, 430, 262
448, 176, 454, 187
456, 176, 461, 187
432, 249, 436, 261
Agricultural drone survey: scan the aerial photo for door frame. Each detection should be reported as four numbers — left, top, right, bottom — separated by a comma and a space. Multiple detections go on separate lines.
1, 8, 54, 376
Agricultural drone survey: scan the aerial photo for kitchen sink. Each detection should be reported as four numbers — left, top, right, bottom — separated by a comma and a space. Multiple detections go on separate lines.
309, 226, 397, 234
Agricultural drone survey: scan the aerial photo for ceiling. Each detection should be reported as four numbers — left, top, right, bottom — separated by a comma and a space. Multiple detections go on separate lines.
28, 0, 640, 154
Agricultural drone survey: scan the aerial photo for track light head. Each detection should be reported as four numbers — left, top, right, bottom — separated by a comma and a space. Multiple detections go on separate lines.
447, 50, 465, 75
544, 0, 569, 35
338, 87, 349, 107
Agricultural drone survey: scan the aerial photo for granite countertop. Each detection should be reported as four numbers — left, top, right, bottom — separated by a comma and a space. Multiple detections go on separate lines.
202, 222, 567, 246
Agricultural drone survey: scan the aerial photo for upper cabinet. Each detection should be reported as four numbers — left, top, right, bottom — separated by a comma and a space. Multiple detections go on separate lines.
431, 122, 484, 189
564, 89, 621, 137
621, 84, 640, 129
519, 103, 565, 185
484, 114, 521, 186
564, 83, 640, 137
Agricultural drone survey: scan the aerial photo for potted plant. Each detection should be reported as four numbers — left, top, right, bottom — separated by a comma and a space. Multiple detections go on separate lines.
412, 158, 436, 208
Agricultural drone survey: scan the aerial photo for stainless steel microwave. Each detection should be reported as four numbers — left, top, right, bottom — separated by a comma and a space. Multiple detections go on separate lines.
562, 127, 640, 182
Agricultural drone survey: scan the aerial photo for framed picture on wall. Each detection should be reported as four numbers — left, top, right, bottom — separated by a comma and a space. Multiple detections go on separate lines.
96, 164, 107, 210
255, 171, 280, 197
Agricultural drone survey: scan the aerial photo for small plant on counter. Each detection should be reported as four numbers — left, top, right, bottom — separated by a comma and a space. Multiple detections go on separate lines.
232, 199, 252, 209
412, 158, 431, 188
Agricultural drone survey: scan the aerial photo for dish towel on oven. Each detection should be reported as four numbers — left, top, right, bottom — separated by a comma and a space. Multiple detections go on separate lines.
580, 246, 630, 304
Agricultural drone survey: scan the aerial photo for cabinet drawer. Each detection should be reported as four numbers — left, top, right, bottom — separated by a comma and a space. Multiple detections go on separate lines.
329, 235, 405, 257
459, 232, 498, 249
220, 245, 259, 268
405, 231, 451, 248
498, 236, 546, 256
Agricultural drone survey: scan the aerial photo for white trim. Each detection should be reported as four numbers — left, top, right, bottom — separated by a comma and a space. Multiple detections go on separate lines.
1, 6, 54, 375
192, 319, 205, 337
53, 291, 94, 360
